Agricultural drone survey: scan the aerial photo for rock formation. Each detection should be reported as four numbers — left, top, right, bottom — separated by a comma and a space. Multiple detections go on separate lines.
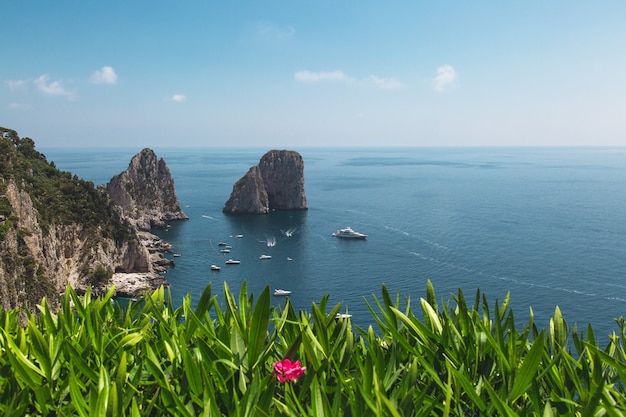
107, 148, 188, 230
0, 129, 185, 313
223, 150, 308, 214
0, 176, 160, 312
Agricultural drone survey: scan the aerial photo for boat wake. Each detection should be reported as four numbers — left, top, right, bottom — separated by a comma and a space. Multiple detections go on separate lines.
202, 215, 217, 220
266, 236, 276, 247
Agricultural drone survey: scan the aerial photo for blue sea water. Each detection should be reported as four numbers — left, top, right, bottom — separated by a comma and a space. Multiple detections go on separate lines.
41, 146, 626, 340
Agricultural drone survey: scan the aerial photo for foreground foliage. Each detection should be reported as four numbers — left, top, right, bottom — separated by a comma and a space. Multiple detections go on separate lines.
0, 281, 625, 416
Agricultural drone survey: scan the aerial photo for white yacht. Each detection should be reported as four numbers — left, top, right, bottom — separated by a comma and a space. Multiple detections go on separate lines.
273, 289, 291, 296
225, 259, 240, 265
331, 226, 367, 239
259, 254, 272, 260
210, 264, 221, 271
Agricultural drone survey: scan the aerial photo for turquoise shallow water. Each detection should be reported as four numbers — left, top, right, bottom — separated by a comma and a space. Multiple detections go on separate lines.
41, 146, 626, 339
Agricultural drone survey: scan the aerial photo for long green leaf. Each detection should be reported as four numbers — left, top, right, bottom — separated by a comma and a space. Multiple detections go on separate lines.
509, 332, 545, 402
248, 286, 271, 368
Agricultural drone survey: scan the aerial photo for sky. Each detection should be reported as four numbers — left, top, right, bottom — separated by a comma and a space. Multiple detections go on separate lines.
2, 1, 626, 148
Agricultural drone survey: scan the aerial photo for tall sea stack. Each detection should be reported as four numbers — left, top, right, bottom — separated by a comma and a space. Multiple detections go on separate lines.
107, 148, 188, 230
223, 150, 308, 214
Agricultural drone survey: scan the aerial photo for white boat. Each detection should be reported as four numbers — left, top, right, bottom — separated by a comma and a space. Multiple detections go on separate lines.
273, 289, 291, 296
210, 264, 221, 271
173, 253, 182, 257
225, 259, 240, 264
217, 242, 228, 246
259, 254, 272, 260
287, 257, 293, 261
220, 249, 230, 253
335, 313, 352, 319
331, 226, 367, 239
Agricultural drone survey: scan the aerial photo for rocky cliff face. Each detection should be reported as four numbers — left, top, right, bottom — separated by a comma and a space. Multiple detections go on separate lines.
0, 179, 157, 313
0, 130, 181, 314
223, 150, 308, 214
107, 148, 188, 230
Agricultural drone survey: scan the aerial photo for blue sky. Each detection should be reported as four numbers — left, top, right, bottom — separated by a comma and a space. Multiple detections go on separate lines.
2, 1, 626, 147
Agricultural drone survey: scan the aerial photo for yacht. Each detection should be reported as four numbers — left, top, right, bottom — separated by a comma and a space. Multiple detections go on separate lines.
210, 264, 221, 271
273, 289, 291, 296
225, 259, 240, 265
259, 254, 272, 260
331, 226, 367, 239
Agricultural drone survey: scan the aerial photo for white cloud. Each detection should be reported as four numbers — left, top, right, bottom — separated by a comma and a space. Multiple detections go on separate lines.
367, 75, 405, 90
258, 21, 295, 39
6, 79, 29, 90
294, 70, 348, 82
295, 70, 405, 90
171, 94, 187, 103
433, 64, 457, 92
8, 102, 29, 110
34, 74, 75, 100
90, 66, 117, 84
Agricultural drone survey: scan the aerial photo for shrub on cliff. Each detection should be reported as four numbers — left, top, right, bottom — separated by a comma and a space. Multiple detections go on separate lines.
0, 282, 625, 415
0, 126, 129, 241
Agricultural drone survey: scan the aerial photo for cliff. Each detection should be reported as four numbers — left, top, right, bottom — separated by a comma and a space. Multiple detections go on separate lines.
223, 150, 308, 214
0, 128, 174, 313
107, 148, 188, 230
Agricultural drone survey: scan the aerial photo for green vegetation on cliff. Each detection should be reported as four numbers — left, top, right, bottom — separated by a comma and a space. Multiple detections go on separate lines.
0, 127, 131, 311
0, 127, 127, 240
1, 282, 625, 416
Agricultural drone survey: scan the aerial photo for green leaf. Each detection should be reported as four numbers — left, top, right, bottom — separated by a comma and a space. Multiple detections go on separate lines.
2, 329, 45, 388
69, 368, 90, 417
248, 286, 271, 368
509, 332, 545, 402
420, 297, 443, 335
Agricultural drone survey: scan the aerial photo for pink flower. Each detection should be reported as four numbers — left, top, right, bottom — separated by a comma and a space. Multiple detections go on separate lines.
273, 359, 306, 383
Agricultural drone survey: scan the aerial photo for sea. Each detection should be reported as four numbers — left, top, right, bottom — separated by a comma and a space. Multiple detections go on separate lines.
40, 146, 626, 341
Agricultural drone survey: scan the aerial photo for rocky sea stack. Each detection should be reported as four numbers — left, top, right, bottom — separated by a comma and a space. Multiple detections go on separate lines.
223, 150, 308, 214
107, 148, 188, 230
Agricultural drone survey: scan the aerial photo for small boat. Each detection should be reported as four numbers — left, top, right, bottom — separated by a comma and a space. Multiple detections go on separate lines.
220, 249, 231, 253
235, 234, 244, 238
210, 265, 221, 271
173, 253, 182, 257
335, 313, 352, 319
331, 226, 367, 239
225, 259, 240, 264
225, 245, 233, 249
259, 254, 272, 260
287, 257, 293, 261
217, 242, 228, 246
273, 289, 291, 296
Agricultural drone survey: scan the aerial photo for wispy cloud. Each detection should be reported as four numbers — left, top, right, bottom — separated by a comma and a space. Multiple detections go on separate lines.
6, 79, 29, 90
433, 64, 457, 92
8, 102, 30, 110
34, 74, 75, 100
171, 94, 187, 103
90, 66, 117, 84
367, 75, 405, 90
295, 70, 405, 90
295, 70, 348, 82
257, 21, 295, 39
